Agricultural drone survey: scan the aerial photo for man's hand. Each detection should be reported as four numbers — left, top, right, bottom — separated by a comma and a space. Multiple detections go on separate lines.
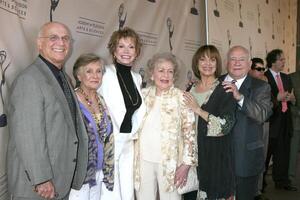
277, 91, 289, 101
222, 81, 243, 101
277, 91, 295, 103
286, 90, 296, 103
35, 181, 55, 199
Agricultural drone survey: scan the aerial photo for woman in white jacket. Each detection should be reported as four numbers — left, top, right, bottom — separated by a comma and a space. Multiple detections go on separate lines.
98, 27, 145, 200
134, 52, 197, 200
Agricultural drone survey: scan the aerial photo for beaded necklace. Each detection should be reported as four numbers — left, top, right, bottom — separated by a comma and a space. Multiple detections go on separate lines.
77, 87, 94, 107
76, 87, 108, 143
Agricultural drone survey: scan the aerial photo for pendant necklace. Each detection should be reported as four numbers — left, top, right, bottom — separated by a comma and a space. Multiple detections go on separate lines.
117, 71, 140, 106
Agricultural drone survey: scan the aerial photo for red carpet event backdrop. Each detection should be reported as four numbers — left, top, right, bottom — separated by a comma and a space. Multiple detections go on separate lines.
207, 0, 297, 74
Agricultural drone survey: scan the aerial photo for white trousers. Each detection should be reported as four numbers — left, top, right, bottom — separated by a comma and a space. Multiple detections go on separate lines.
68, 171, 103, 200
136, 159, 181, 200
101, 135, 135, 200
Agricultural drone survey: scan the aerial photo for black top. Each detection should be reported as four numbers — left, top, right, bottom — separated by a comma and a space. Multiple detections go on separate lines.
116, 62, 142, 133
39, 55, 64, 90
196, 82, 236, 199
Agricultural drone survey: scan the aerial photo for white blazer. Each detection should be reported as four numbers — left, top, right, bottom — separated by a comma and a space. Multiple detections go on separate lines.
98, 64, 145, 200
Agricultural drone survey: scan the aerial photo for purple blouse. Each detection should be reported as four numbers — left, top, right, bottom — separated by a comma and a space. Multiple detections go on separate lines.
79, 100, 112, 187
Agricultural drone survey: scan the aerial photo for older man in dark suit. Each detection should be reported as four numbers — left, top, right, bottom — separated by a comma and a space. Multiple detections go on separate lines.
264, 49, 296, 191
7, 22, 88, 199
222, 46, 272, 199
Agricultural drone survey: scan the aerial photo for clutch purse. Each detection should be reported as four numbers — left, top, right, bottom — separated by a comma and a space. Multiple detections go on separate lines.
177, 166, 199, 194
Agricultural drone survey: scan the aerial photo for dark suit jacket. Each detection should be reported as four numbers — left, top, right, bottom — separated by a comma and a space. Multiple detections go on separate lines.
265, 69, 293, 138
7, 58, 88, 199
290, 71, 300, 131
221, 75, 272, 177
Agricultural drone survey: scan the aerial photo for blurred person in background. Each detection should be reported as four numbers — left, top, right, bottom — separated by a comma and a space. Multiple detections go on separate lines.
249, 57, 270, 200
264, 49, 296, 192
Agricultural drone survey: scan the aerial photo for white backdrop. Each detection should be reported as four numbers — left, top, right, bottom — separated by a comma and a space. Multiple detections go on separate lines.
0, 0, 206, 199
207, 0, 297, 73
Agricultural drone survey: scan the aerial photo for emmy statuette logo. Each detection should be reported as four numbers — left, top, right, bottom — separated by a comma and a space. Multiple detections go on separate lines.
282, 22, 285, 44
166, 17, 174, 52
118, 3, 127, 30
248, 37, 253, 59
238, 0, 243, 28
272, 14, 275, 40
190, 0, 199, 15
227, 30, 232, 48
0, 50, 10, 127
257, 5, 261, 34
213, 0, 220, 17
265, 42, 268, 57
50, 0, 60, 22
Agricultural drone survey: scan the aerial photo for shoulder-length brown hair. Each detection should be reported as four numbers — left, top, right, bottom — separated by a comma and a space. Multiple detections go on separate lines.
191, 45, 222, 79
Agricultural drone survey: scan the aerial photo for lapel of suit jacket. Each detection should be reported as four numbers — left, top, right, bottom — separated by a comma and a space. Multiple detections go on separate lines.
280, 73, 290, 92
239, 75, 252, 97
106, 65, 126, 128
265, 69, 279, 95
35, 57, 76, 132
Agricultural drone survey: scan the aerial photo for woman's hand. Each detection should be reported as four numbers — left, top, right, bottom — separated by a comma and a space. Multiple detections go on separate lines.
174, 164, 191, 188
183, 92, 200, 113
183, 91, 209, 121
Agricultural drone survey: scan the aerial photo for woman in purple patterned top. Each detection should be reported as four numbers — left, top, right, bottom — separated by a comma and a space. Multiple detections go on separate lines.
69, 53, 114, 200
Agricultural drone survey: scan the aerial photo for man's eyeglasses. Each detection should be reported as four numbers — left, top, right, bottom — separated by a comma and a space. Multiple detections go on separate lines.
254, 67, 265, 72
40, 35, 73, 43
229, 57, 248, 62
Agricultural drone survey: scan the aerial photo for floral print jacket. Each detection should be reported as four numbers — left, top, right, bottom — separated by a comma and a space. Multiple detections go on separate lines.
134, 86, 197, 192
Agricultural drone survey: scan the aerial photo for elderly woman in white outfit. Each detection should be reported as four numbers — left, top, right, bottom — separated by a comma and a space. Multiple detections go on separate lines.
134, 52, 197, 200
98, 27, 145, 200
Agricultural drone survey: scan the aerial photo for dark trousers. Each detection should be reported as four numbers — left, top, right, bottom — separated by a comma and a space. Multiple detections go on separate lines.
265, 113, 291, 185
236, 175, 258, 200
183, 190, 197, 200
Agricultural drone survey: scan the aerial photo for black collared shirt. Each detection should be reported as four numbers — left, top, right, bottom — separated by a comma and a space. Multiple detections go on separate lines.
39, 55, 77, 127
39, 55, 64, 90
